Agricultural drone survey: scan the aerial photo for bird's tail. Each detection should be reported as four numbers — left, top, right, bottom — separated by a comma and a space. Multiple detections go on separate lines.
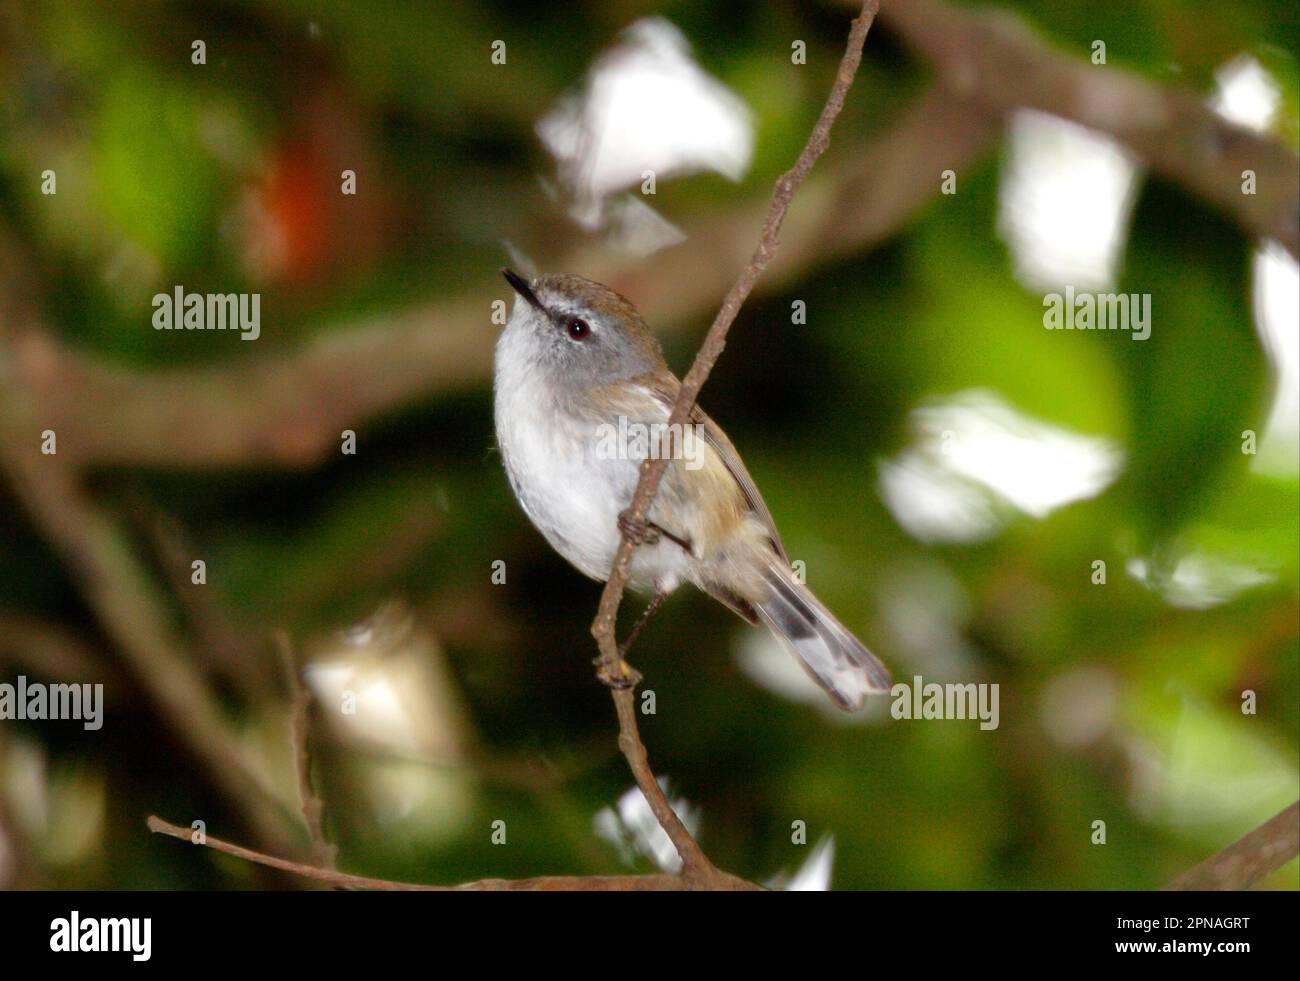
752, 560, 891, 710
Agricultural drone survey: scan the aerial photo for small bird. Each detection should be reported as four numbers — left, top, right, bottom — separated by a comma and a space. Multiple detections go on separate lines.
494, 269, 891, 709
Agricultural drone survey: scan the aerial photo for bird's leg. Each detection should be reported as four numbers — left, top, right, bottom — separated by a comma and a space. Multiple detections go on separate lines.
649, 523, 692, 553
619, 588, 668, 661
618, 509, 693, 554
596, 588, 668, 690
595, 589, 665, 691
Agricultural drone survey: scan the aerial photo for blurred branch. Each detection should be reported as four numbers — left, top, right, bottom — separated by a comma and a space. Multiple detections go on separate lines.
8, 93, 982, 470
275, 632, 338, 871
23, 1, 1292, 483
589, 0, 880, 889
0, 393, 297, 853
878, 0, 1300, 258
135, 496, 278, 701
0, 612, 123, 691
1165, 801, 1300, 891
145, 815, 740, 891
0, 228, 306, 856
0, 724, 45, 889
1, 303, 489, 469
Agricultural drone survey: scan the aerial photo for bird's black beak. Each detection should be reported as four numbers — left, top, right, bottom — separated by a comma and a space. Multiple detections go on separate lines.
502, 268, 545, 313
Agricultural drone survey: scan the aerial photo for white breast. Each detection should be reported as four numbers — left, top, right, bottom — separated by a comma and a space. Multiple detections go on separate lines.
493, 327, 689, 592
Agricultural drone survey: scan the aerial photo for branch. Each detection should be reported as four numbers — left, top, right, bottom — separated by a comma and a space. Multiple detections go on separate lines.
588, 0, 880, 887
145, 816, 746, 891
7, 93, 971, 471
275, 631, 338, 870
878, 0, 1300, 259
136, 496, 278, 702
0, 725, 45, 889
1165, 801, 1300, 891
0, 400, 297, 853
0, 612, 124, 690
12, 2, 1296, 475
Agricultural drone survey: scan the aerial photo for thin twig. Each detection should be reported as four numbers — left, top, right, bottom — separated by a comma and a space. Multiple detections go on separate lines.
1164, 801, 1299, 890
589, 0, 880, 885
145, 816, 747, 891
275, 631, 339, 871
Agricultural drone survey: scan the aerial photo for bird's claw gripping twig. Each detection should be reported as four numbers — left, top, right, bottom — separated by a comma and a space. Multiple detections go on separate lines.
617, 509, 660, 547
595, 656, 642, 690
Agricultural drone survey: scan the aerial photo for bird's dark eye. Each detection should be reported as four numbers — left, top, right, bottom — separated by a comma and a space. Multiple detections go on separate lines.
566, 318, 590, 340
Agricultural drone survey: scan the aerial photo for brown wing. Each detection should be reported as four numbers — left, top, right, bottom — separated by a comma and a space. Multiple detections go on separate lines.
636, 370, 790, 565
